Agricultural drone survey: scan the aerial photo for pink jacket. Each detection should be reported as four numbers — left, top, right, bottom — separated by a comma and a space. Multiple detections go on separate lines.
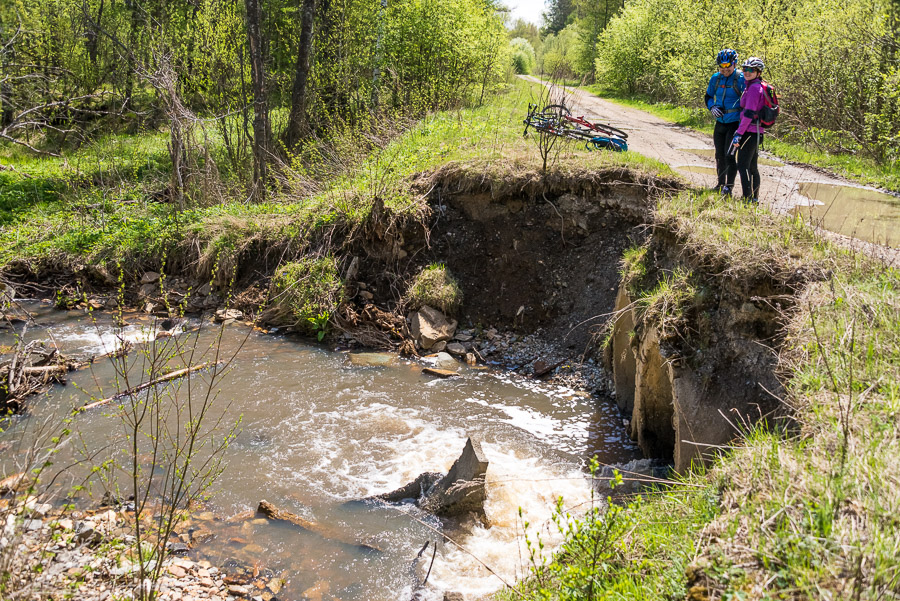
736, 78, 766, 136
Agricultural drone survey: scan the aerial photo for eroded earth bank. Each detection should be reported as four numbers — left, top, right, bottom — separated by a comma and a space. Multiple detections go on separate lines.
1, 163, 822, 600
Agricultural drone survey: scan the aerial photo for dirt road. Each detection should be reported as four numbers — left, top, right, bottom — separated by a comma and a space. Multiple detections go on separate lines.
521, 77, 899, 261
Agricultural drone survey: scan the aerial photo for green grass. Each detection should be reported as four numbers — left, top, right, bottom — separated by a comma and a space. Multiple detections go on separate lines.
584, 84, 900, 192
0, 78, 673, 279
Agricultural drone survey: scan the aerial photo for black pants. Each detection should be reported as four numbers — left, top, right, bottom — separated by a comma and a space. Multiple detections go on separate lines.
713, 120, 739, 188
736, 131, 762, 199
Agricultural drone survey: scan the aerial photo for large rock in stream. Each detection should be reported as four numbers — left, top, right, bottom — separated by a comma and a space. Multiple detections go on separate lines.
370, 437, 489, 522
409, 305, 457, 350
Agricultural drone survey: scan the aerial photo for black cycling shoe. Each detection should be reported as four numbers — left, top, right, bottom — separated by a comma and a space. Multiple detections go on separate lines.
721, 185, 732, 197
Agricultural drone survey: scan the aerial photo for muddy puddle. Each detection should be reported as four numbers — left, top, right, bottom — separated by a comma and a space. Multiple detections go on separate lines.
0, 302, 637, 600
677, 165, 717, 176
679, 147, 783, 167
793, 182, 900, 248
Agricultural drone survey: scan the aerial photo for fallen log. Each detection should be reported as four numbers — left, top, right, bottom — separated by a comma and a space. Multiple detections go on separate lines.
0, 472, 27, 495
256, 499, 381, 553
77, 361, 220, 412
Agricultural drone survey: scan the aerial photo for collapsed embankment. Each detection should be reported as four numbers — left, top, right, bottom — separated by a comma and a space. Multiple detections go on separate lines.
2, 162, 806, 470
7, 161, 894, 599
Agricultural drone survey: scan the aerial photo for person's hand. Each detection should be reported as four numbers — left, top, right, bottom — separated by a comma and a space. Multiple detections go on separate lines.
710, 107, 724, 119
731, 134, 741, 147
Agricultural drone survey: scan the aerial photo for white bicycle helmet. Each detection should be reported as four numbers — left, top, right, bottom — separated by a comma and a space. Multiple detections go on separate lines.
741, 56, 765, 72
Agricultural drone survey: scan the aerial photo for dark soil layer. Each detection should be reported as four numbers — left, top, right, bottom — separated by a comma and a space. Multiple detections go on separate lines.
430, 193, 641, 354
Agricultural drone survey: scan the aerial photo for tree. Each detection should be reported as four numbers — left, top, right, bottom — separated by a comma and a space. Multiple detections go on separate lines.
283, 0, 317, 149
542, 0, 574, 36
243, 0, 273, 194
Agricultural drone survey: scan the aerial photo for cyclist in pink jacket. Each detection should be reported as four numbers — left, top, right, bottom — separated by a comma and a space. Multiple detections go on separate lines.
730, 57, 766, 203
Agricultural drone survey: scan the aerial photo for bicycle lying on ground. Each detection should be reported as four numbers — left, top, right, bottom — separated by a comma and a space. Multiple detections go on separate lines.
523, 103, 629, 152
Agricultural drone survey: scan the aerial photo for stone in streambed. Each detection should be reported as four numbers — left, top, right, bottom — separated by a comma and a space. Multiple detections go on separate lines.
348, 352, 399, 367
409, 305, 457, 350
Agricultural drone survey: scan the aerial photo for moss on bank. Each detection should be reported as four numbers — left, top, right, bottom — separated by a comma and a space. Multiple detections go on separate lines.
499, 192, 900, 600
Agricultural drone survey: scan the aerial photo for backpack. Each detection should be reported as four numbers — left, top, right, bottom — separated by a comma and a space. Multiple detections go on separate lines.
757, 80, 780, 128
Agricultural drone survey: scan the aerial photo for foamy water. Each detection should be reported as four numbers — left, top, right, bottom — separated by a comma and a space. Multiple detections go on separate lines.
0, 306, 637, 600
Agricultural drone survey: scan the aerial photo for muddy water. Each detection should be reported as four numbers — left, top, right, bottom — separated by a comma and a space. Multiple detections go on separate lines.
677, 165, 717, 176
0, 302, 638, 600
793, 182, 900, 248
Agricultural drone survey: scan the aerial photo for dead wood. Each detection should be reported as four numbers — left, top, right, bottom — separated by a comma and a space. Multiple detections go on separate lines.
77, 361, 220, 412
0, 471, 27, 495
1, 334, 70, 413
256, 499, 381, 553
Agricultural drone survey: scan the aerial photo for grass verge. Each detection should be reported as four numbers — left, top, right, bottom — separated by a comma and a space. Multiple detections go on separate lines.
0, 78, 673, 282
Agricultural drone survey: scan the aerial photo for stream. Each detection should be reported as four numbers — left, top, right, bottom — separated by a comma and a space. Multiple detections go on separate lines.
0, 301, 639, 600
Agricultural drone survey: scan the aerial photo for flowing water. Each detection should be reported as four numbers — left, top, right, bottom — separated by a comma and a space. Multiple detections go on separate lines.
793, 182, 900, 248
0, 302, 639, 600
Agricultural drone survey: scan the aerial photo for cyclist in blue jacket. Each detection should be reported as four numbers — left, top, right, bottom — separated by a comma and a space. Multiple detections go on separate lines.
704, 49, 745, 196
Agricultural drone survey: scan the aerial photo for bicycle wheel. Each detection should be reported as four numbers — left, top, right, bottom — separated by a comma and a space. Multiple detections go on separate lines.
591, 122, 629, 140
540, 103, 572, 118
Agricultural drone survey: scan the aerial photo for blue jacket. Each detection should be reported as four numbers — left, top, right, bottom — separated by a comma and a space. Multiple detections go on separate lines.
705, 71, 746, 124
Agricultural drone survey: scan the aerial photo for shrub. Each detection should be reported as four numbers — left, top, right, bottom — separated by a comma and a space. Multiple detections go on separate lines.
405, 263, 462, 316
510, 37, 536, 75
271, 256, 344, 338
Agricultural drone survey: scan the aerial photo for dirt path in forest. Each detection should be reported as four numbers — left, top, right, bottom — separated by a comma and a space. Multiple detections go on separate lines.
521, 76, 899, 263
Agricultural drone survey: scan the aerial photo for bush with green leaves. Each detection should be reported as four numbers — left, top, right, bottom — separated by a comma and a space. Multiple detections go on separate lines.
405, 263, 462, 317
510, 37, 536, 75
271, 256, 344, 339
539, 24, 582, 79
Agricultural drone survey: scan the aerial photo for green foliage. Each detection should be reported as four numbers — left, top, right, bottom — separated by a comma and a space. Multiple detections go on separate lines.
510, 37, 536, 75
595, 0, 900, 163
539, 25, 581, 79
405, 263, 463, 316
271, 256, 344, 337
505, 459, 720, 600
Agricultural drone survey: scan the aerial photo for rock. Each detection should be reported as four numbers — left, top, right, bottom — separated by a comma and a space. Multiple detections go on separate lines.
445, 342, 466, 356
139, 283, 158, 298
348, 352, 398, 367
197, 283, 212, 297
168, 565, 187, 578
141, 272, 161, 284
167, 542, 191, 554
465, 353, 477, 366
453, 333, 473, 342
24, 519, 43, 531
215, 309, 243, 323
419, 437, 489, 519
86, 264, 117, 285
594, 459, 672, 497
444, 593, 466, 601
53, 518, 74, 531
74, 525, 101, 546
429, 352, 458, 370
228, 585, 250, 597
430, 340, 447, 353
358, 290, 373, 300
30, 502, 53, 517
422, 368, 458, 378
409, 305, 457, 350
372, 472, 443, 504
